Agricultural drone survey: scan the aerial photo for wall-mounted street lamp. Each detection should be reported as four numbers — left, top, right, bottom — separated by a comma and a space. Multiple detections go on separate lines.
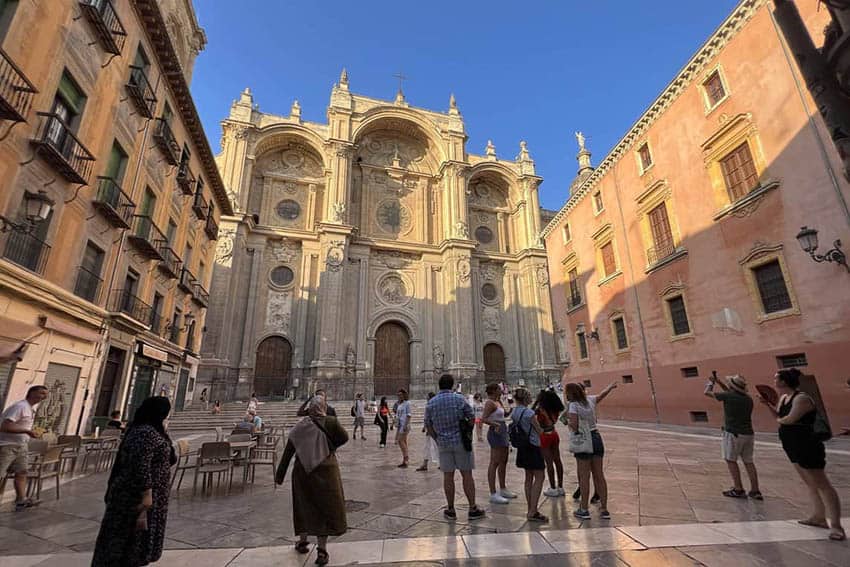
588, 328, 600, 341
0, 190, 54, 233
165, 312, 195, 333
796, 226, 849, 272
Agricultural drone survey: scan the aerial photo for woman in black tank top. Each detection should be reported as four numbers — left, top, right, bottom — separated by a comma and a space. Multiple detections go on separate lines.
761, 369, 844, 541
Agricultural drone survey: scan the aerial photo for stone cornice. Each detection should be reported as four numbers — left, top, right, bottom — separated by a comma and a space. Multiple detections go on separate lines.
541, 0, 763, 238
130, 0, 233, 216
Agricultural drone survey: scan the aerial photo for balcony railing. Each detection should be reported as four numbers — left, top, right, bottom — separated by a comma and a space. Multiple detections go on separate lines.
191, 281, 209, 308
156, 243, 182, 279
169, 317, 181, 344
108, 288, 151, 325
1, 229, 50, 274
0, 47, 37, 123
204, 214, 219, 241
73, 265, 102, 303
32, 113, 96, 184
152, 118, 180, 165
79, 0, 127, 55
192, 191, 208, 220
149, 310, 163, 336
178, 267, 196, 294
127, 215, 166, 260
126, 65, 156, 118
567, 293, 583, 310
176, 161, 195, 195
646, 240, 677, 267
92, 176, 135, 228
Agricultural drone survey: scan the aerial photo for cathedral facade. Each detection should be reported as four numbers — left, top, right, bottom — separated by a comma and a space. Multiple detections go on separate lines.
199, 74, 561, 400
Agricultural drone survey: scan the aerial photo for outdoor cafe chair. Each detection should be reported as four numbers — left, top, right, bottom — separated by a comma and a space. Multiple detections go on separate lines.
247, 435, 280, 487
57, 435, 82, 474
27, 445, 63, 501
193, 441, 232, 495
171, 439, 197, 492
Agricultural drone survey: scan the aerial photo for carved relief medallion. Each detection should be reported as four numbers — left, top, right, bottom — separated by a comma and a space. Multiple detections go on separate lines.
376, 200, 413, 234
457, 257, 471, 282
325, 241, 345, 272
377, 273, 409, 306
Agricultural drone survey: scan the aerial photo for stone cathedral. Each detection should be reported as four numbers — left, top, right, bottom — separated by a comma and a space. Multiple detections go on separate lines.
199, 72, 561, 400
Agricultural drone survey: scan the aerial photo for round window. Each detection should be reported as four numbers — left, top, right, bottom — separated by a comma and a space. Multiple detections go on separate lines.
270, 266, 294, 287
276, 200, 301, 221
481, 283, 498, 301
475, 226, 494, 244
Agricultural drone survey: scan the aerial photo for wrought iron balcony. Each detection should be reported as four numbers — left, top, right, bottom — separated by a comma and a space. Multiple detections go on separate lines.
192, 191, 208, 220
156, 243, 182, 279
0, 47, 37, 123
108, 288, 152, 325
169, 315, 181, 344
176, 161, 195, 195
204, 214, 219, 241
92, 176, 135, 228
126, 65, 156, 118
149, 309, 164, 336
646, 240, 677, 267
191, 281, 209, 308
1, 229, 50, 274
152, 118, 180, 165
32, 112, 96, 184
178, 267, 196, 295
567, 293, 583, 310
127, 215, 166, 260
73, 265, 102, 303
79, 0, 126, 55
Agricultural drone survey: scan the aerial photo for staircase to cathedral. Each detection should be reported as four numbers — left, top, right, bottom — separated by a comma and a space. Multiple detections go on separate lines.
168, 399, 429, 434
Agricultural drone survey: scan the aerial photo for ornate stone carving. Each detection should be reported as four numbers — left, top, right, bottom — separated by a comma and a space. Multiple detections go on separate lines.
345, 344, 356, 374
536, 265, 550, 287
332, 202, 347, 223
325, 240, 345, 272
378, 273, 409, 305
357, 130, 427, 171
266, 291, 292, 332
376, 250, 419, 269
215, 228, 236, 267
376, 200, 413, 234
454, 221, 469, 239
457, 257, 471, 282
432, 345, 445, 371
479, 262, 503, 282
257, 144, 323, 179
269, 237, 298, 263
482, 306, 500, 338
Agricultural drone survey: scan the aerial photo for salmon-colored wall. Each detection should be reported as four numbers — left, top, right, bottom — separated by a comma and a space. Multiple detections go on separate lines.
545, 1, 850, 432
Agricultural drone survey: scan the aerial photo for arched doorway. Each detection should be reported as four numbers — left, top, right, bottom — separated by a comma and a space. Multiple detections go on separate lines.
483, 343, 506, 382
254, 336, 292, 398
374, 322, 410, 396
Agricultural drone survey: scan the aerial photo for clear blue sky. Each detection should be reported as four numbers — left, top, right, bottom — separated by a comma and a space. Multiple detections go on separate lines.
190, 0, 741, 211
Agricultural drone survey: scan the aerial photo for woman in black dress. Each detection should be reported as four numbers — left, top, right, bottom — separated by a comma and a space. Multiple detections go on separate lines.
760, 368, 844, 541
375, 396, 390, 448
92, 397, 177, 566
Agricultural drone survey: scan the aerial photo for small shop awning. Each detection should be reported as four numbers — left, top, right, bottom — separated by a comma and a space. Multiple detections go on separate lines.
0, 316, 43, 362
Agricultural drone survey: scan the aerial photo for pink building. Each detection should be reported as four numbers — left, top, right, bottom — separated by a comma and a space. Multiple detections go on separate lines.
543, 0, 850, 432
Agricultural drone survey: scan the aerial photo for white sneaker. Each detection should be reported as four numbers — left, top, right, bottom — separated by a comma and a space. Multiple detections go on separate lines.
557, 487, 566, 496
499, 489, 517, 499
543, 487, 561, 497
490, 493, 510, 504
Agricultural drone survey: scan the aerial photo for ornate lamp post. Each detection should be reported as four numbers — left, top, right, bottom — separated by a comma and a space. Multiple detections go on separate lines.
796, 226, 849, 272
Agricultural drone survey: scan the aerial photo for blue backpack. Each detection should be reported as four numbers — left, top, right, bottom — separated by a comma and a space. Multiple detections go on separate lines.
508, 409, 532, 449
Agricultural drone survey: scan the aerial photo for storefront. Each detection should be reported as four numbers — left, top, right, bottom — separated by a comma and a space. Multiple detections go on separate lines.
124, 342, 169, 420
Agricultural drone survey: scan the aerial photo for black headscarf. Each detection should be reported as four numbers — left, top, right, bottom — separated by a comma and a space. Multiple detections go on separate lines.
130, 396, 172, 440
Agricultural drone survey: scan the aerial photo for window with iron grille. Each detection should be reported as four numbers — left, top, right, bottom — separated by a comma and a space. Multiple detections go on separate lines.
74, 241, 104, 302
567, 268, 581, 308
648, 202, 675, 262
622, 375, 634, 384
776, 353, 808, 368
612, 317, 628, 350
753, 260, 792, 313
666, 295, 691, 335
638, 143, 652, 171
704, 71, 726, 107
681, 366, 699, 378
593, 190, 604, 212
720, 142, 758, 202
601, 242, 617, 277
576, 331, 588, 360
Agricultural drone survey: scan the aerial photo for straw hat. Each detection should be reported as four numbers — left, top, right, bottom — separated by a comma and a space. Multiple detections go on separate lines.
727, 375, 748, 393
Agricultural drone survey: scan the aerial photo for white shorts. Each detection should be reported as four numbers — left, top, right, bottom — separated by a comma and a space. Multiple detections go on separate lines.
722, 431, 754, 463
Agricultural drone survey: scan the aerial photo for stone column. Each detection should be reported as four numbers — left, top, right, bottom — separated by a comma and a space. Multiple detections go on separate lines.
325, 143, 354, 223
313, 230, 352, 376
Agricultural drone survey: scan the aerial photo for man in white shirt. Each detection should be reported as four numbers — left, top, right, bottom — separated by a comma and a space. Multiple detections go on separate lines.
0, 385, 49, 511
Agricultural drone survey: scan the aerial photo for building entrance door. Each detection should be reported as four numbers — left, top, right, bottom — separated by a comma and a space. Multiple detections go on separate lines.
254, 336, 292, 398
175, 368, 190, 411
483, 343, 506, 382
95, 347, 124, 417
374, 322, 410, 396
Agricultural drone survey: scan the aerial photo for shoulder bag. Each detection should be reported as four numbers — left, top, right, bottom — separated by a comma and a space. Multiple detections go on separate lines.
568, 408, 593, 454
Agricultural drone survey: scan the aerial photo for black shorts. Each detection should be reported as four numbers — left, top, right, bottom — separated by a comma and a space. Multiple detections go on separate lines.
516, 444, 545, 470
781, 439, 826, 470
574, 430, 605, 461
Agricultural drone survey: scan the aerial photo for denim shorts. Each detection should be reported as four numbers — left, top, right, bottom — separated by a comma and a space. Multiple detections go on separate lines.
487, 426, 509, 448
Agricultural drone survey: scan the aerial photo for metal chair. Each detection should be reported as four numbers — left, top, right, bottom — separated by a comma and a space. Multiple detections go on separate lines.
247, 435, 280, 487
193, 442, 232, 495
228, 434, 252, 443
27, 446, 63, 501
57, 435, 82, 474
171, 439, 197, 492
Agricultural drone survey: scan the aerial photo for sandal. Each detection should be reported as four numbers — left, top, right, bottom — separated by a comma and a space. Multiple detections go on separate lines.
527, 512, 549, 523
798, 518, 829, 529
294, 540, 310, 554
315, 548, 329, 565
722, 488, 747, 498
747, 491, 763, 501
828, 528, 846, 541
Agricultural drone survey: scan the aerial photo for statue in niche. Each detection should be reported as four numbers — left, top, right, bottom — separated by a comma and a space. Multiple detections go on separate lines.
345, 344, 356, 374
432, 345, 445, 371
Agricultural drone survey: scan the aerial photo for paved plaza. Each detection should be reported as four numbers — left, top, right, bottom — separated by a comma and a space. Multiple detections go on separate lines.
1, 422, 848, 566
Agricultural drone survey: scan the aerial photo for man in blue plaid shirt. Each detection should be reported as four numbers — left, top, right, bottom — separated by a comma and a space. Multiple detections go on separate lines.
425, 374, 485, 520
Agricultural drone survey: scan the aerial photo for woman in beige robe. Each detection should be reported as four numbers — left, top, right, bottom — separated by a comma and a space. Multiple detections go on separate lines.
276, 395, 348, 565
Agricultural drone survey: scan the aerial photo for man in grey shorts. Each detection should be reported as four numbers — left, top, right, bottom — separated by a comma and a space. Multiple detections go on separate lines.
425, 373, 485, 521
704, 373, 762, 500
